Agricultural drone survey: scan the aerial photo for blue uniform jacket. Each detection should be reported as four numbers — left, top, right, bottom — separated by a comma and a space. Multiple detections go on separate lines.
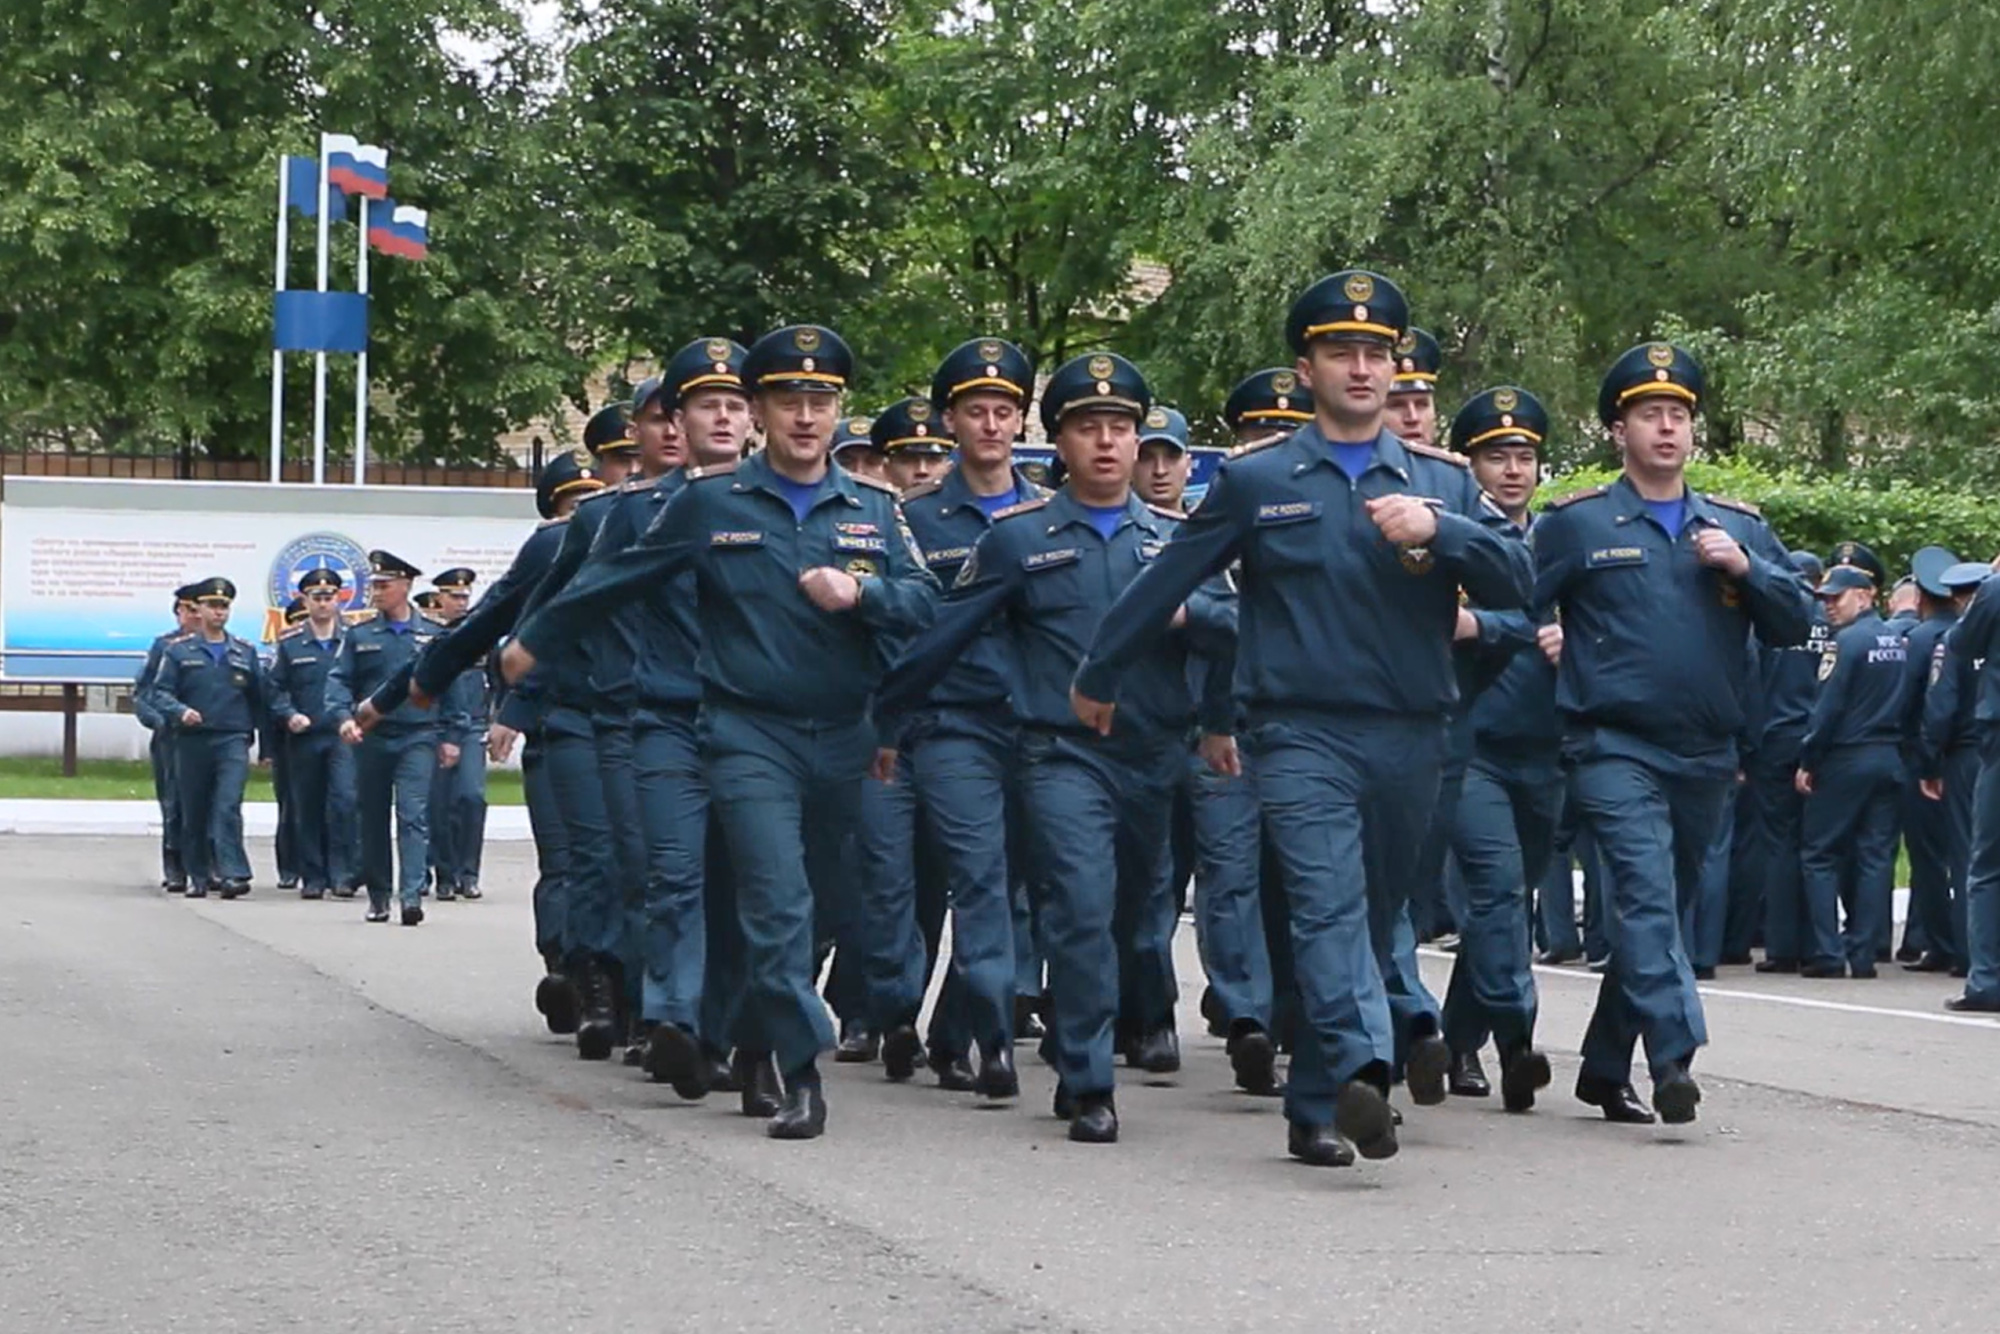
375, 518, 566, 711
1942, 574, 2000, 730
1798, 610, 1913, 769
1756, 608, 1831, 766
1461, 514, 1559, 765
515, 451, 939, 725
1899, 610, 1956, 770
132, 629, 180, 732
1074, 425, 1531, 722
881, 490, 1231, 745
327, 611, 455, 737
576, 472, 702, 711
1920, 615, 1984, 776
267, 623, 348, 735
1532, 476, 1812, 763
142, 633, 266, 736
896, 465, 1050, 713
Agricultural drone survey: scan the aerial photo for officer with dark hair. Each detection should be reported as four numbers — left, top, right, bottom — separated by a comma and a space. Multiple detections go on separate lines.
1073, 271, 1532, 1165
143, 578, 265, 899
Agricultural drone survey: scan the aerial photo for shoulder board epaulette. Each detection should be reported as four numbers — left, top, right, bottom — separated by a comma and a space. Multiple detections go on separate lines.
620, 476, 658, 494
687, 460, 739, 482
537, 515, 569, 528
993, 497, 1049, 520
850, 472, 897, 494
1147, 503, 1186, 521
1227, 436, 1285, 458
1405, 440, 1470, 468
1547, 485, 1608, 510
577, 485, 619, 504
279, 624, 308, 640
348, 608, 381, 623
1705, 493, 1762, 517
168, 632, 196, 644
902, 479, 944, 500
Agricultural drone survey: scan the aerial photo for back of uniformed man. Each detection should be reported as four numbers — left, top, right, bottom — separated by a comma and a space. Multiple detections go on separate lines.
1918, 561, 1991, 986
1933, 560, 2000, 1012
1073, 271, 1533, 1166
1532, 343, 1812, 1125
1896, 547, 1963, 971
134, 590, 202, 892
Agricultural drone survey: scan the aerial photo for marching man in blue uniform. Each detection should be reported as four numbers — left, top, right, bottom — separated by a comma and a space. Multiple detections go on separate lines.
1531, 343, 1812, 1124
1072, 271, 1532, 1166
134, 588, 203, 892
427, 568, 489, 902
329, 551, 459, 925
504, 324, 940, 1140
142, 577, 266, 899
266, 568, 358, 899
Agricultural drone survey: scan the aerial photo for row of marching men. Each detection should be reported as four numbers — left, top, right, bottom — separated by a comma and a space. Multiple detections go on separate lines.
315, 264, 1882, 1165
132, 565, 494, 919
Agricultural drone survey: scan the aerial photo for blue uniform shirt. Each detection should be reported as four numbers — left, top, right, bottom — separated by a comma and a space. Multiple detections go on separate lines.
1460, 512, 1559, 767
1532, 476, 1813, 768
881, 489, 1230, 744
577, 472, 702, 711
327, 610, 451, 736
1799, 610, 1913, 768
267, 622, 347, 734
143, 632, 265, 736
896, 465, 1049, 714
132, 629, 182, 732
516, 450, 939, 724
1074, 424, 1531, 721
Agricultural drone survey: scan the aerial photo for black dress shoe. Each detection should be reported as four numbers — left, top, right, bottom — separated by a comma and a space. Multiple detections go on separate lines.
1448, 1049, 1490, 1098
1720, 951, 1753, 966
1799, 961, 1846, 979
1652, 1067, 1701, 1125
1068, 1094, 1118, 1144
1895, 943, 1923, 964
1227, 1026, 1281, 1095
735, 1051, 782, 1117
163, 879, 188, 895
1693, 966, 1717, 981
1013, 995, 1046, 1044
330, 885, 358, 900
1944, 993, 2000, 1014
219, 880, 249, 900
1536, 946, 1582, 965
1499, 1046, 1551, 1113
364, 905, 390, 923
1405, 1034, 1450, 1106
1754, 958, 1799, 974
1133, 1027, 1180, 1074
400, 905, 424, 927
881, 1024, 922, 1082
1052, 1084, 1076, 1121
435, 885, 456, 903
575, 961, 617, 1062
277, 877, 299, 890
187, 882, 210, 899
457, 880, 482, 901
643, 1026, 710, 1099
1334, 1080, 1398, 1159
976, 1043, 1019, 1099
1199, 985, 1224, 1037
834, 1024, 880, 1064
1849, 965, 1878, 980
930, 1050, 977, 1092
300, 886, 325, 901
1286, 1119, 1355, 1167
767, 1079, 827, 1140
1904, 951, 1955, 973
534, 974, 581, 1035
1576, 1075, 1655, 1124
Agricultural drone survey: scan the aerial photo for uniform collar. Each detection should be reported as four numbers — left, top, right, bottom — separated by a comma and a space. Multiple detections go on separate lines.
1042, 487, 1161, 539
735, 449, 867, 513
936, 463, 1041, 518
1287, 422, 1413, 484
1604, 474, 1723, 534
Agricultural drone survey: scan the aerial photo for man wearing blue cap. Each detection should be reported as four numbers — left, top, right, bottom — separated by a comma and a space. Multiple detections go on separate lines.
1071, 270, 1532, 1165
1532, 342, 1812, 1124
1385, 327, 1442, 449
142, 577, 265, 900
1747, 549, 1832, 973
267, 567, 358, 900
1918, 561, 1993, 985
1795, 560, 1913, 977
134, 589, 203, 892
1896, 547, 1964, 970
1931, 561, 2000, 1010
506, 324, 940, 1140
881, 351, 1230, 1145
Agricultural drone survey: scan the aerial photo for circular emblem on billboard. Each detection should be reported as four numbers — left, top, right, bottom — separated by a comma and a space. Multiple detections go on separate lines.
270, 532, 369, 614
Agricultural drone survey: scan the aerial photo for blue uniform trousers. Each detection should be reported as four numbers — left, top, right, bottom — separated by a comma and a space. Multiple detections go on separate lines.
427, 747, 456, 887
173, 731, 251, 888
355, 729, 435, 911
593, 712, 648, 994
1535, 798, 1607, 959
1441, 758, 1561, 1055
150, 728, 183, 882
1749, 750, 1810, 962
1938, 745, 1979, 968
631, 705, 708, 1033
1902, 770, 1952, 958
1720, 781, 1764, 959
1191, 746, 1272, 1031
520, 727, 571, 965
1570, 749, 1723, 1085
1252, 713, 1442, 1126
1016, 729, 1179, 1099
1955, 731, 2000, 1002
448, 741, 488, 888
1409, 744, 1466, 940
700, 806, 747, 1054
543, 706, 623, 963
701, 705, 867, 1076
904, 719, 1014, 1050
272, 734, 299, 884
857, 750, 928, 1031
1685, 793, 1736, 971
1799, 743, 1902, 972
285, 732, 356, 893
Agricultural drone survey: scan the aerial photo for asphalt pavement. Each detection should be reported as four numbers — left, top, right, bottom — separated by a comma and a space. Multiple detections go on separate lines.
5, 835, 1998, 1334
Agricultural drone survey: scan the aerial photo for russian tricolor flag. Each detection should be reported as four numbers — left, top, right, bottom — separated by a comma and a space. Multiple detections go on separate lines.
368, 200, 430, 260
324, 134, 389, 200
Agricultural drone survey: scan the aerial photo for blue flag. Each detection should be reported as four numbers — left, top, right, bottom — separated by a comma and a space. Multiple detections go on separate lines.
284, 155, 348, 221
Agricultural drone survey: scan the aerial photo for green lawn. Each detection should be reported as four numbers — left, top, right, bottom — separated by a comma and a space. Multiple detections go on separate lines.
0, 756, 526, 803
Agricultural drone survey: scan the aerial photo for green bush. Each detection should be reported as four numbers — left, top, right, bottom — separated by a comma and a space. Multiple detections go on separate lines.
1538, 457, 2000, 577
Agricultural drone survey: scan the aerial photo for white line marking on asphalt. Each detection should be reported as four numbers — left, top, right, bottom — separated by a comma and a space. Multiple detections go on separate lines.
1415, 947, 2000, 1031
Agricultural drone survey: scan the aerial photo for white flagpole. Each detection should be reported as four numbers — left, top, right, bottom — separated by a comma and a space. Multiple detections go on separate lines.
312, 133, 332, 487
270, 156, 289, 485
355, 197, 369, 487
